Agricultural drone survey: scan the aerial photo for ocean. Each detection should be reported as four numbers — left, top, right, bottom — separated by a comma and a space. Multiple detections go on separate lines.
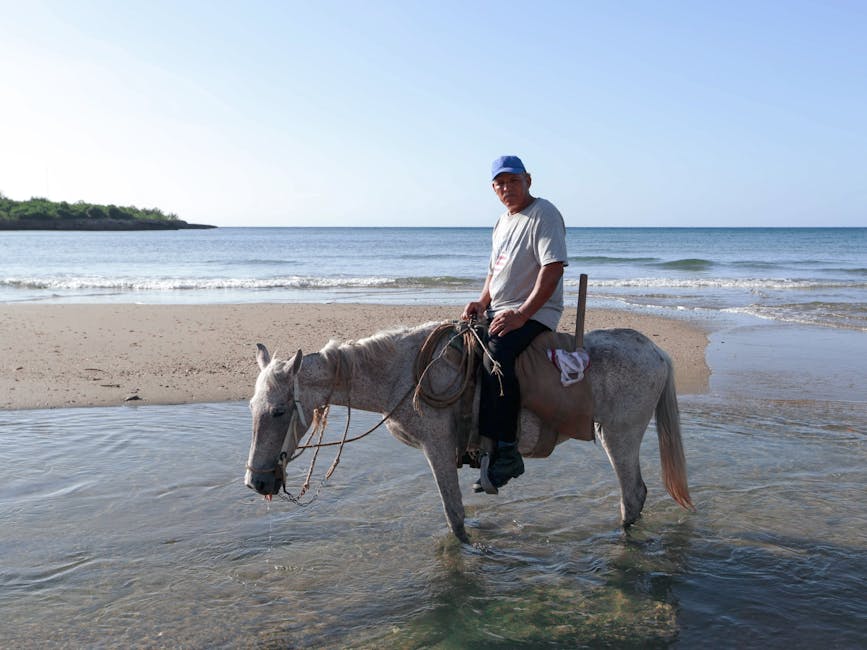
1, 227, 866, 648
2, 226, 866, 331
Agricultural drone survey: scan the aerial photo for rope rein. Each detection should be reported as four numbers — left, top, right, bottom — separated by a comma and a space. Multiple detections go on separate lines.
413, 320, 503, 410
278, 345, 413, 505
274, 320, 500, 506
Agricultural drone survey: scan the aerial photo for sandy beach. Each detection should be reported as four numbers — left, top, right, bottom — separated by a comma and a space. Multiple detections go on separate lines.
0, 303, 708, 410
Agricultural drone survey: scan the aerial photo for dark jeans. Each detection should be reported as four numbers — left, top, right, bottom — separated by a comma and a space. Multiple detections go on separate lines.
479, 319, 550, 444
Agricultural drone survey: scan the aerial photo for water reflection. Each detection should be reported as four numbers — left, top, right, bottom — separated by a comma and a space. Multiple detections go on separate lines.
0, 397, 865, 647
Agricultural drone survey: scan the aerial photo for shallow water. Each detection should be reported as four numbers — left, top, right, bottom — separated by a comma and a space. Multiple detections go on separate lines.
1, 380, 865, 647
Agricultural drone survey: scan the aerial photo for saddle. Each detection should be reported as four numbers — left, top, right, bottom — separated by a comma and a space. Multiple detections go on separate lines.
416, 322, 594, 465
515, 330, 595, 456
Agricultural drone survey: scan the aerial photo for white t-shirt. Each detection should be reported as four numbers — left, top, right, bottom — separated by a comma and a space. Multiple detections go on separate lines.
487, 197, 568, 331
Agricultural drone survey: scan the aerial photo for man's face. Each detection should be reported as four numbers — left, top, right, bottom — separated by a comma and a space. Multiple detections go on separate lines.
492, 172, 532, 213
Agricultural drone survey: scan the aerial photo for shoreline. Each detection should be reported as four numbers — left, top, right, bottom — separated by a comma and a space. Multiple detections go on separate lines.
1, 303, 709, 410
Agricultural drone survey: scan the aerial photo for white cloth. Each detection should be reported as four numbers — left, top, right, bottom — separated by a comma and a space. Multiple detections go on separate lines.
547, 348, 590, 386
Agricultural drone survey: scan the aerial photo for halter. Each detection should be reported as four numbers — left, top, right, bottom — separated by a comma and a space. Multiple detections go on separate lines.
248, 322, 481, 503
277, 371, 308, 472
246, 367, 308, 491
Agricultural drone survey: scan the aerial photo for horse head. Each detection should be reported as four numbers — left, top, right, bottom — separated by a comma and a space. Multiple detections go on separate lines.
245, 343, 308, 496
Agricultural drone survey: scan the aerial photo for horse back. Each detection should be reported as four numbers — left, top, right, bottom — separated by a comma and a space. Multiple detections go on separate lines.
584, 328, 671, 422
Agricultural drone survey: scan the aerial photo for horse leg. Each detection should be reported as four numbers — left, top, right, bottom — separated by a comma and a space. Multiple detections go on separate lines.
597, 425, 648, 526
421, 442, 469, 543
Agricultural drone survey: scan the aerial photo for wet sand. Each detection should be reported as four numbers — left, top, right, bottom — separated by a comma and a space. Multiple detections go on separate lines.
1, 303, 709, 409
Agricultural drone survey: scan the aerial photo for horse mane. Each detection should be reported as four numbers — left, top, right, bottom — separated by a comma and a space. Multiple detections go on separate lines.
259, 321, 444, 392
318, 321, 442, 377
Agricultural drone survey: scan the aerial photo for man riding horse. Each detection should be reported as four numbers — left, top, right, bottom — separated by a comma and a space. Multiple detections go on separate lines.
246, 155, 691, 541
461, 155, 569, 494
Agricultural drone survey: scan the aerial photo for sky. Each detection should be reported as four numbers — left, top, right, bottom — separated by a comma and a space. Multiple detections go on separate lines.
1, 1, 865, 228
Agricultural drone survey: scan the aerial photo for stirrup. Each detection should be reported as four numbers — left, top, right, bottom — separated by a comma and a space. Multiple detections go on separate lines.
478, 452, 498, 495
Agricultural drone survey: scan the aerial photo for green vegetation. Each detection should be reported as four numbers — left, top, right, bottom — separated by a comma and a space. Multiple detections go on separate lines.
0, 193, 214, 230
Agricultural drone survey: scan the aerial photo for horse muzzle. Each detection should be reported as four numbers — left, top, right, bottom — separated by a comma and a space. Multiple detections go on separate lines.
244, 463, 285, 496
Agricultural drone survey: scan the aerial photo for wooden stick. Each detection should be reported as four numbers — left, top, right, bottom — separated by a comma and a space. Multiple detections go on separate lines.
575, 273, 588, 348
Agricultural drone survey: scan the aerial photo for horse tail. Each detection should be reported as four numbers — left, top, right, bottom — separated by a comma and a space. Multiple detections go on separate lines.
655, 354, 695, 511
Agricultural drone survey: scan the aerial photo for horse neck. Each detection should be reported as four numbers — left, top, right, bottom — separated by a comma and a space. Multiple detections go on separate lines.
304, 342, 406, 414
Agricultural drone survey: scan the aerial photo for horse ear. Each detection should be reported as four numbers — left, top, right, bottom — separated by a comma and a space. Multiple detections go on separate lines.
256, 343, 271, 370
291, 349, 303, 374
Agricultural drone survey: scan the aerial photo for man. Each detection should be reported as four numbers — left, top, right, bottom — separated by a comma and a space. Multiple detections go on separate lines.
462, 155, 568, 493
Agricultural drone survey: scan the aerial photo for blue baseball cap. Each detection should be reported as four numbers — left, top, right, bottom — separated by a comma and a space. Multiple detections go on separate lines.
491, 155, 527, 180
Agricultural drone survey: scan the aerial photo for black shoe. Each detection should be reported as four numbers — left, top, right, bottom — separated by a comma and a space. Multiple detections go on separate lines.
489, 444, 524, 488
472, 447, 524, 494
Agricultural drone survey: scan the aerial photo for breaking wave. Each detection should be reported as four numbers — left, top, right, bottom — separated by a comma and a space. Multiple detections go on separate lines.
0, 275, 479, 292
723, 302, 867, 332
565, 277, 867, 291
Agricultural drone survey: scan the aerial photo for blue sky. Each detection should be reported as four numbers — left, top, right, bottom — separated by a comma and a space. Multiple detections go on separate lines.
1, 1, 865, 227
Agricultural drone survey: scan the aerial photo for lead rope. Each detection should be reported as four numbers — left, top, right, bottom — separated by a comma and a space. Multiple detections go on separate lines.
413, 320, 504, 412
279, 349, 413, 506
279, 390, 415, 506
310, 349, 353, 484
463, 320, 505, 396
278, 321, 499, 506
280, 353, 343, 505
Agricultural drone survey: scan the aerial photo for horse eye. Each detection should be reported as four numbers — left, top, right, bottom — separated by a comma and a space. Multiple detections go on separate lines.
271, 406, 286, 418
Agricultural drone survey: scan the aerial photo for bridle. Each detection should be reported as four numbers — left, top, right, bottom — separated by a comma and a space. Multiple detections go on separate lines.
246, 321, 487, 503
247, 351, 404, 503
246, 369, 308, 494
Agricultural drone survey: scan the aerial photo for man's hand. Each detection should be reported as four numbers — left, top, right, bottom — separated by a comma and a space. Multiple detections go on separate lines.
485, 262, 563, 336
489, 309, 528, 337
461, 301, 487, 321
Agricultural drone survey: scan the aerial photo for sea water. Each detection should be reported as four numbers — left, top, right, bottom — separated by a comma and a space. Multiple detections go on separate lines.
1, 227, 866, 647
0, 396, 864, 647
1, 227, 865, 331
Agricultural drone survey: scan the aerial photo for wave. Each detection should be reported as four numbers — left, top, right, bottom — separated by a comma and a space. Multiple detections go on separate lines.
590, 292, 867, 331
729, 260, 788, 270
569, 257, 867, 275
565, 277, 867, 291
723, 302, 867, 332
5, 274, 866, 294
569, 255, 728, 272
569, 255, 660, 265
0, 275, 479, 292
569, 257, 819, 273
396, 253, 480, 260
731, 261, 867, 274
216, 259, 300, 266
652, 258, 716, 271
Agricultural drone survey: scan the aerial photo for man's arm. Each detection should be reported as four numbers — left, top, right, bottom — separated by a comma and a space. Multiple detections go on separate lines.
489, 262, 564, 336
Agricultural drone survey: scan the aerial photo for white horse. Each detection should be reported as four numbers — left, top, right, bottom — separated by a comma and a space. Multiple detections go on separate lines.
245, 322, 693, 543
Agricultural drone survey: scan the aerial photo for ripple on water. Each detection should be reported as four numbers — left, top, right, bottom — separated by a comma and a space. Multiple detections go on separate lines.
0, 398, 865, 647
